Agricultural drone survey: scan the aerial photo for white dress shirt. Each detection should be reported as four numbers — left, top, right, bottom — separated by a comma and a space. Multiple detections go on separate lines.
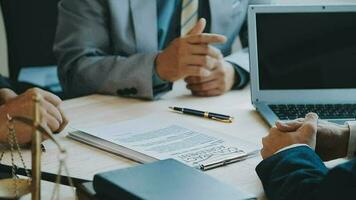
346, 121, 356, 158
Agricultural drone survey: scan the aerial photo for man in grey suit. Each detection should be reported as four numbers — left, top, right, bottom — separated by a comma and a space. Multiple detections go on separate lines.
54, 0, 252, 99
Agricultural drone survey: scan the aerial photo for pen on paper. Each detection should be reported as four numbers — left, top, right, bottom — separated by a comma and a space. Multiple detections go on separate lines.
169, 106, 233, 123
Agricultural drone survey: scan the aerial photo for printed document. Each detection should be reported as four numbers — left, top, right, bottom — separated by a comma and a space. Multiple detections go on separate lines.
70, 115, 258, 169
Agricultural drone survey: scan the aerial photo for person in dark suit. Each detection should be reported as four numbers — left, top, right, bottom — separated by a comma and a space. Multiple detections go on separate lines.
256, 113, 356, 200
0, 74, 68, 144
0, 74, 11, 89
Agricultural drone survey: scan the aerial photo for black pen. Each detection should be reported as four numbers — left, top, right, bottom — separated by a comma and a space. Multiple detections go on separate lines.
169, 106, 233, 123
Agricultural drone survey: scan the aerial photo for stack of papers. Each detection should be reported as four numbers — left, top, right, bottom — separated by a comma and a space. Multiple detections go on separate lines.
69, 115, 259, 170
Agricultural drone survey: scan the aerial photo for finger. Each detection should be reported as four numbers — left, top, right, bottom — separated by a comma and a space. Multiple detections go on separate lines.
261, 138, 271, 159
260, 148, 267, 159
262, 136, 268, 148
42, 92, 62, 107
0, 88, 17, 104
269, 127, 282, 136
189, 45, 223, 59
42, 134, 49, 141
296, 118, 304, 122
275, 120, 303, 132
56, 108, 68, 133
300, 113, 319, 133
192, 89, 222, 97
184, 75, 216, 85
187, 18, 206, 35
44, 112, 60, 133
187, 79, 220, 92
182, 66, 212, 77
40, 122, 51, 141
182, 55, 217, 70
187, 33, 227, 44
41, 99, 63, 125
30, 88, 62, 107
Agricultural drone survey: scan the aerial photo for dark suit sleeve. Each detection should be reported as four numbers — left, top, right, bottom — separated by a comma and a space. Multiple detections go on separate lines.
225, 19, 250, 89
0, 75, 12, 89
239, 20, 248, 49
229, 63, 249, 89
233, 20, 249, 89
256, 146, 356, 200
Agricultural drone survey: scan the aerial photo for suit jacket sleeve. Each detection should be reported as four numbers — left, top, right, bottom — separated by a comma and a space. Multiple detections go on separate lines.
54, 0, 169, 99
256, 146, 356, 200
227, 20, 249, 89
0, 74, 12, 89
225, 0, 274, 89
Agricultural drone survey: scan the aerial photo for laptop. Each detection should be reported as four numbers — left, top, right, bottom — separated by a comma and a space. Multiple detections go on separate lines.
248, 4, 356, 126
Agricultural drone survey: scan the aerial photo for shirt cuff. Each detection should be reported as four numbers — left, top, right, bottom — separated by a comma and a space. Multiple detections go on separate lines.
152, 56, 172, 99
346, 121, 356, 158
152, 65, 168, 87
274, 144, 310, 155
228, 62, 249, 89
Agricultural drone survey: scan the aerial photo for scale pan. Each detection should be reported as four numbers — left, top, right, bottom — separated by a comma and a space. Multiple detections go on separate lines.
0, 178, 31, 198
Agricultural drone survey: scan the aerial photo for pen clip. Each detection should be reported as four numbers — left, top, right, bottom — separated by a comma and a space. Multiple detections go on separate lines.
211, 117, 233, 123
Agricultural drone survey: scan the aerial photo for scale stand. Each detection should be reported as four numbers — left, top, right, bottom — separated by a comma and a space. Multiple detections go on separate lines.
0, 94, 76, 200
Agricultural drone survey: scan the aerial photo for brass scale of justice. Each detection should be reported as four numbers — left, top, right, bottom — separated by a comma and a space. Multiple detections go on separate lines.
0, 94, 76, 200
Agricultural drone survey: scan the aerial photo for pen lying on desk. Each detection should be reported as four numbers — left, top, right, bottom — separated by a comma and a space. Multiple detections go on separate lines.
169, 106, 234, 123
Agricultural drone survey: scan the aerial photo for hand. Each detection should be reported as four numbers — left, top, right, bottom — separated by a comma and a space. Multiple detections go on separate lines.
276, 118, 350, 161
261, 113, 318, 159
0, 88, 17, 105
0, 88, 68, 144
155, 18, 227, 82
184, 60, 236, 96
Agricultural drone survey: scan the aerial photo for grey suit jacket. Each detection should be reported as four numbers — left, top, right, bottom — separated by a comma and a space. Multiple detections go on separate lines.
54, 0, 251, 99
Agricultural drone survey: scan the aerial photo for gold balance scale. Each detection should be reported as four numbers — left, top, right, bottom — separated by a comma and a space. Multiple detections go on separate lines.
0, 94, 76, 200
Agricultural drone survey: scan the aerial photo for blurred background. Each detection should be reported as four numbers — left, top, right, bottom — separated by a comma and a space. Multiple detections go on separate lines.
0, 0, 355, 89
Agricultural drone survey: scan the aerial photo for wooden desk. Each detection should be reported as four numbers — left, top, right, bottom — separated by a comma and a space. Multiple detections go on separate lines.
2, 81, 270, 199
19, 179, 75, 200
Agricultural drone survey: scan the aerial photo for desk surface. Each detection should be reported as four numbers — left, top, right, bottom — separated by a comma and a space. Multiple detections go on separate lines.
2, 81, 270, 199
19, 179, 75, 200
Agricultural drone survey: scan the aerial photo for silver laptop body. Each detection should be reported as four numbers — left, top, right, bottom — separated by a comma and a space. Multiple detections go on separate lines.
248, 4, 356, 126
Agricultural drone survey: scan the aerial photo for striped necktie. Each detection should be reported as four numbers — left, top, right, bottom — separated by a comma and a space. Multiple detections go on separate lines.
180, 0, 199, 36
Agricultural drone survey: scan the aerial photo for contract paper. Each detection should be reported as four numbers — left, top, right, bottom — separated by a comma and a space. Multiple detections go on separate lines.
71, 115, 258, 168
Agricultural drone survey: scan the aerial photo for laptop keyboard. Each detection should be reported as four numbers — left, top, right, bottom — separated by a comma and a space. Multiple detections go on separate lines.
269, 104, 356, 120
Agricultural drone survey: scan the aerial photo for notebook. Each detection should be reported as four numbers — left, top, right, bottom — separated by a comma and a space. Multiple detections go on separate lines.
69, 115, 259, 170
77, 182, 98, 200
93, 159, 256, 200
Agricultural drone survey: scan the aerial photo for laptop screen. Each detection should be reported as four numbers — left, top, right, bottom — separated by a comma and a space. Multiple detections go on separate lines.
257, 12, 356, 90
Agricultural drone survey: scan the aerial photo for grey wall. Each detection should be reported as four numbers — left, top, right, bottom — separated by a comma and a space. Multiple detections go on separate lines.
0, 4, 8, 76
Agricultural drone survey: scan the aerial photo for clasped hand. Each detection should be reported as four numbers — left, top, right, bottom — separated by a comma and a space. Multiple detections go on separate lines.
261, 113, 350, 161
0, 88, 68, 144
156, 18, 236, 97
